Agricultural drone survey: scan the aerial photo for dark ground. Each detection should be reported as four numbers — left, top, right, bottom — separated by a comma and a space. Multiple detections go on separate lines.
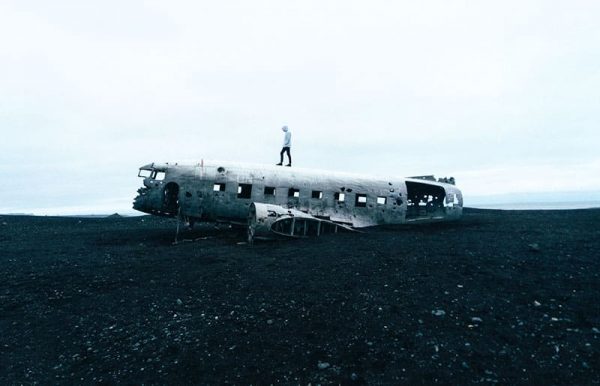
0, 208, 599, 385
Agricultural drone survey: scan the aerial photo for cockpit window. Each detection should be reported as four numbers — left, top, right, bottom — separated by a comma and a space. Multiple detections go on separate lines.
138, 169, 152, 178
139, 169, 166, 180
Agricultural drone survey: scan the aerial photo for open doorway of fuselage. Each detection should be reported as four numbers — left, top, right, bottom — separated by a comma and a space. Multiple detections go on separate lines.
163, 182, 180, 215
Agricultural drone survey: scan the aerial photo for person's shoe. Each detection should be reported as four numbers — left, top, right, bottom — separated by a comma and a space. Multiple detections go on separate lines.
285, 164, 292, 167
276, 163, 282, 166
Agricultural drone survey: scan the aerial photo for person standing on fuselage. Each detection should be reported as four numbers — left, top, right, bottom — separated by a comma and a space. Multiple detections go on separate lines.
276, 125, 292, 167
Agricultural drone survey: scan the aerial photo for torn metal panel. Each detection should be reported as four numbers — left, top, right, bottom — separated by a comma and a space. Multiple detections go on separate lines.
247, 203, 356, 242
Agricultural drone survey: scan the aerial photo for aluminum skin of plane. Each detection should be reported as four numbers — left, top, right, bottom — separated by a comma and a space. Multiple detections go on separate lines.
133, 161, 463, 241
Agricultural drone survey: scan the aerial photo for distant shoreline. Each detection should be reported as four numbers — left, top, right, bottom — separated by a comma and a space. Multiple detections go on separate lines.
467, 201, 600, 210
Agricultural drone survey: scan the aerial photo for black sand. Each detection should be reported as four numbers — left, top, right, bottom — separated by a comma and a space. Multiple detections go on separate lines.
1, 208, 599, 384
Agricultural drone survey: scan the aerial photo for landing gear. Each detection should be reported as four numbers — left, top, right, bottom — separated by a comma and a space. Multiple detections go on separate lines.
185, 218, 195, 230
247, 226, 255, 246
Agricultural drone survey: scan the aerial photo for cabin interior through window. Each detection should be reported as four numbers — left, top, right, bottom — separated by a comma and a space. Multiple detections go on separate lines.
312, 190, 323, 199
264, 186, 275, 195
213, 183, 226, 192
377, 196, 387, 205
288, 188, 300, 198
334, 192, 346, 202
237, 184, 252, 199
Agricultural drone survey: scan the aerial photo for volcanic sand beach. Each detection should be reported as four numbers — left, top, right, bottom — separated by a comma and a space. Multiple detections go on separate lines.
1, 208, 599, 384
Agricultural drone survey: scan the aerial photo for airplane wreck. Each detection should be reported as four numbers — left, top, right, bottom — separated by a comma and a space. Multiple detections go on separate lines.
133, 161, 463, 242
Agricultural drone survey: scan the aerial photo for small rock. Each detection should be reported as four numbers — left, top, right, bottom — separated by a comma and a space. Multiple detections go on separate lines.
462, 361, 470, 369
266, 319, 273, 325
176, 299, 183, 306
533, 300, 541, 307
318, 361, 330, 370
592, 327, 600, 334
471, 317, 483, 323
350, 372, 359, 381
2, 222, 7, 226
528, 243, 541, 252
582, 361, 590, 369
432, 309, 446, 317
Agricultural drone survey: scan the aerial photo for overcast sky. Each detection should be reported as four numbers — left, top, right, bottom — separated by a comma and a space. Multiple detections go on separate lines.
1, 0, 599, 214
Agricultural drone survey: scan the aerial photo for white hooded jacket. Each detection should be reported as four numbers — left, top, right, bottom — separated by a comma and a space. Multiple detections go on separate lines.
282, 126, 292, 147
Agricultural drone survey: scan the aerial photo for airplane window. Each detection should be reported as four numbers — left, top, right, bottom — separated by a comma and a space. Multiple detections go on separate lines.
288, 188, 300, 198
154, 172, 165, 181
334, 192, 345, 202
213, 183, 226, 192
311, 190, 323, 199
237, 184, 252, 199
264, 186, 276, 195
138, 169, 152, 178
355, 194, 367, 207
377, 197, 387, 205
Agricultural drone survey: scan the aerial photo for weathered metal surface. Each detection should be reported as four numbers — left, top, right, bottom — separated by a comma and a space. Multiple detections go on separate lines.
133, 160, 463, 240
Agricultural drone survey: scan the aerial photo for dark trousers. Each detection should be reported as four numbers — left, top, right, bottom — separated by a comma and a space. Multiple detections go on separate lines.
280, 147, 291, 165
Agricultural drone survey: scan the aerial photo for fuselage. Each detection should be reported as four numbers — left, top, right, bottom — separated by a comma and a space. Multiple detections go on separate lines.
133, 161, 463, 228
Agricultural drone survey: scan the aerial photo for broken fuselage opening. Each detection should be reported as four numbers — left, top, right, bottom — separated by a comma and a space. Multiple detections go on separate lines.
405, 181, 447, 220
